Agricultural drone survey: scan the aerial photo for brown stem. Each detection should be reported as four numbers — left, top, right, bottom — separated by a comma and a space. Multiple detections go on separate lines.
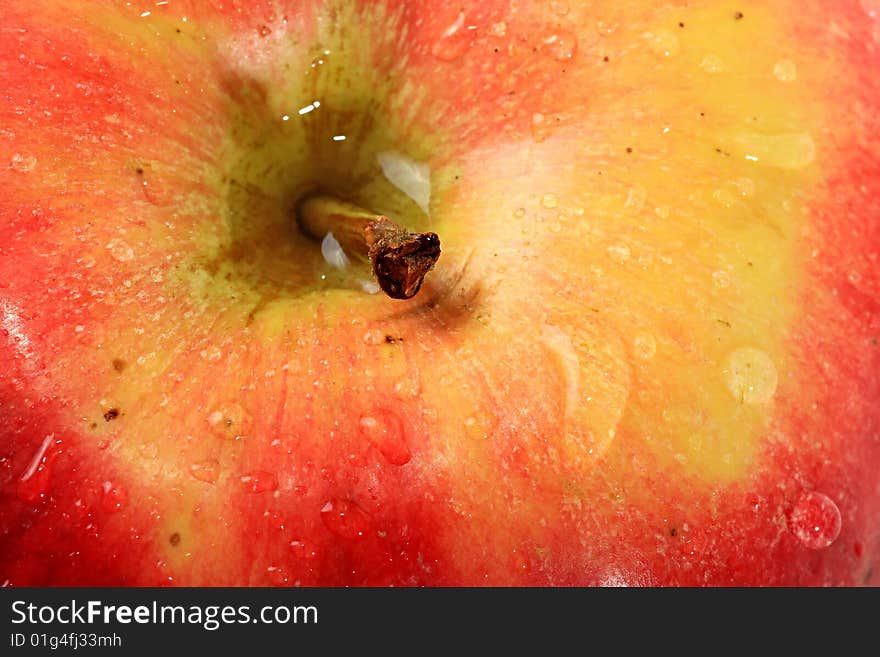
296, 195, 441, 300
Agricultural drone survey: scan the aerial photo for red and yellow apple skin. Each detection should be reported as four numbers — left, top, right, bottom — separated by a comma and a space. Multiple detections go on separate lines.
1, 0, 878, 586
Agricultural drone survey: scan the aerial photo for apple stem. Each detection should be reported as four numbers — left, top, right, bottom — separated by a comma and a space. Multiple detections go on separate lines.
295, 195, 441, 300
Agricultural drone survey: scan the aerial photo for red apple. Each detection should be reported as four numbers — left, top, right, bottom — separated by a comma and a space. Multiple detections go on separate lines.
1, 0, 878, 586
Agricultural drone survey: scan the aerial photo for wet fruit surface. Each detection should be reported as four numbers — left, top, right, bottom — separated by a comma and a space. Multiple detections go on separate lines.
0, 1, 878, 585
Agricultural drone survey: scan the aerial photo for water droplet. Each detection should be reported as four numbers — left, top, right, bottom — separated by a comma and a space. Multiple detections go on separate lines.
393, 377, 420, 398
724, 347, 778, 404
730, 132, 816, 169
17, 435, 59, 503
489, 21, 507, 37
789, 491, 841, 549
321, 232, 349, 269
624, 184, 646, 214
633, 333, 657, 360
606, 243, 631, 264
106, 238, 134, 262
206, 403, 246, 440
513, 207, 526, 219
289, 539, 320, 559
733, 177, 756, 197
699, 54, 725, 73
362, 328, 385, 345
359, 410, 411, 465
189, 459, 220, 484
320, 498, 373, 540
101, 481, 127, 512
550, 0, 570, 16
359, 279, 380, 295
462, 411, 494, 440
598, 570, 633, 587
431, 12, 473, 62
265, 565, 288, 585
773, 59, 797, 82
240, 471, 278, 494
10, 153, 36, 172
713, 188, 736, 208
531, 112, 549, 142
540, 30, 578, 61
541, 193, 559, 209
712, 270, 732, 288
376, 150, 430, 215
644, 29, 680, 57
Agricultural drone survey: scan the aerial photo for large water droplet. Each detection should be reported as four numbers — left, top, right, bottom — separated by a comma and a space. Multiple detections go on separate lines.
17, 435, 59, 504
359, 410, 411, 465
540, 325, 580, 424
431, 12, 473, 62
321, 232, 349, 269
724, 347, 778, 404
320, 498, 373, 540
240, 471, 278, 494
376, 150, 431, 215
789, 491, 841, 549
189, 459, 220, 484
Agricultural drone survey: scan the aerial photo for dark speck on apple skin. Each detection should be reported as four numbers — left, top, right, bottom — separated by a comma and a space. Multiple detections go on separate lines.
103, 408, 120, 422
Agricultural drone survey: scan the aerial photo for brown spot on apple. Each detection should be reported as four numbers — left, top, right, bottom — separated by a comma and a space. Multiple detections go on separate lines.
103, 408, 120, 422
111, 358, 126, 373
169, 532, 181, 546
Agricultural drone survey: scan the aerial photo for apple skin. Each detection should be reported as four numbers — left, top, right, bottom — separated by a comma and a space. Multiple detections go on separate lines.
0, 0, 878, 586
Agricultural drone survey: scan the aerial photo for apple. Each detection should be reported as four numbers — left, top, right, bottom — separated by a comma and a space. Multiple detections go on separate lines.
0, 0, 878, 586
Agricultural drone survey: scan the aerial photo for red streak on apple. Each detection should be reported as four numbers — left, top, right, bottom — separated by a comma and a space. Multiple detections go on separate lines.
0, 0, 878, 586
